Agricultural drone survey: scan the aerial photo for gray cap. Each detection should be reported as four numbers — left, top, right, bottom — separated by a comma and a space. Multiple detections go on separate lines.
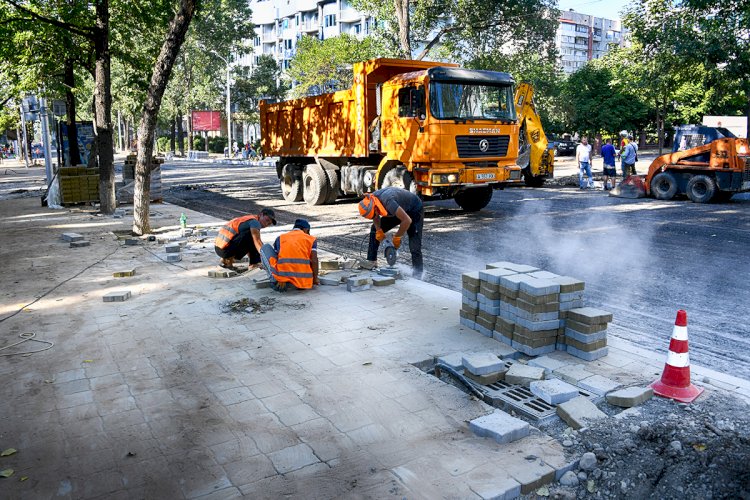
260, 208, 276, 225
293, 218, 310, 230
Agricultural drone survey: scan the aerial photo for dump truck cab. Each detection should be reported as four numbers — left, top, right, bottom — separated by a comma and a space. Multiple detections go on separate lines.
262, 58, 522, 210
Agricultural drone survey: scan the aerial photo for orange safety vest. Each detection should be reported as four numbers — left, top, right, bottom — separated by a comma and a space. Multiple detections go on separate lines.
214, 215, 258, 250
269, 230, 316, 289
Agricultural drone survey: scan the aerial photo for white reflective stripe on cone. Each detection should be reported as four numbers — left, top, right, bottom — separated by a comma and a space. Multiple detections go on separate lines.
671, 325, 688, 341
666, 351, 690, 368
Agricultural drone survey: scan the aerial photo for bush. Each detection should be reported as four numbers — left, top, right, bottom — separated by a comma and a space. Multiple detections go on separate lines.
208, 136, 227, 154
192, 136, 205, 150
156, 136, 170, 153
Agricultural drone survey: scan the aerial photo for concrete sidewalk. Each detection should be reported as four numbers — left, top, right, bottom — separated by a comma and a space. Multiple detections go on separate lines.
0, 198, 747, 499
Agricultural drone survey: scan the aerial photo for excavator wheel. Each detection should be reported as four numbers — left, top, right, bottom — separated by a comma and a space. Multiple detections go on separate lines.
454, 186, 493, 211
280, 164, 303, 202
686, 175, 716, 203
651, 172, 678, 200
302, 163, 330, 206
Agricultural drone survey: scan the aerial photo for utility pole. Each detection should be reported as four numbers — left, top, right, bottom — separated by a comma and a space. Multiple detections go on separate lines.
19, 105, 30, 169
40, 97, 54, 186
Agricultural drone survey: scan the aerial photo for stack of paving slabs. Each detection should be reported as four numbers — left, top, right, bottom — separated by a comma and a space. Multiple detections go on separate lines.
118, 154, 163, 203
563, 307, 612, 361
459, 262, 612, 361
59, 166, 99, 204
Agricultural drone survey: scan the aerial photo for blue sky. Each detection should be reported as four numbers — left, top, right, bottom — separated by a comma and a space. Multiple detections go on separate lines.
557, 0, 631, 21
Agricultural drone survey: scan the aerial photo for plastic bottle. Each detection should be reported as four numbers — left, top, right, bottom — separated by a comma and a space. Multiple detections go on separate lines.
179, 213, 187, 229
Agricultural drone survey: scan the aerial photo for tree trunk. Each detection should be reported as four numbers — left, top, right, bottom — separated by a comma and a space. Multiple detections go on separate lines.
170, 115, 176, 153
132, 0, 197, 235
394, 0, 411, 59
94, 0, 115, 214
64, 57, 81, 167
177, 111, 184, 155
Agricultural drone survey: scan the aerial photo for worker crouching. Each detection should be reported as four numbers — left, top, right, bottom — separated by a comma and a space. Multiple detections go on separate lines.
214, 208, 276, 270
358, 187, 424, 279
260, 219, 319, 292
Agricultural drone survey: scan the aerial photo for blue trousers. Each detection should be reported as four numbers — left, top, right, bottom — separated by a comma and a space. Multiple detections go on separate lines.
578, 161, 592, 188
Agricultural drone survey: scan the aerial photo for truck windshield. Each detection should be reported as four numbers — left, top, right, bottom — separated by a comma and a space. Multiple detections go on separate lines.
429, 82, 516, 122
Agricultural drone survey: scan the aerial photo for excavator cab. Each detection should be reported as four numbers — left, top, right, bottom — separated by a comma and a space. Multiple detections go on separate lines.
514, 83, 554, 187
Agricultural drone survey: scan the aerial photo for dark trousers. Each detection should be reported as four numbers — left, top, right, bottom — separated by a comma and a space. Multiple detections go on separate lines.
214, 232, 261, 264
367, 209, 424, 278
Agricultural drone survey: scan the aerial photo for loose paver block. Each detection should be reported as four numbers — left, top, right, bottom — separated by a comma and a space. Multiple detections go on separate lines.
465, 368, 506, 385
70, 240, 90, 248
319, 260, 340, 270
564, 328, 607, 343
103, 291, 131, 302
436, 353, 465, 370
606, 386, 654, 408
124, 238, 139, 246
319, 276, 341, 286
504, 363, 545, 387
468, 410, 530, 444
166, 253, 182, 263
530, 379, 580, 405
462, 353, 504, 376
578, 374, 620, 395
479, 267, 517, 284
62, 232, 84, 242
377, 268, 401, 278
511, 462, 556, 495
253, 278, 271, 289
553, 364, 594, 385
208, 269, 238, 278
113, 269, 136, 278
372, 276, 395, 286
550, 275, 585, 293
556, 396, 607, 429
519, 278, 560, 296
528, 355, 569, 375
165, 243, 181, 253
346, 276, 372, 292
528, 270, 559, 280
462, 271, 481, 286
566, 307, 613, 324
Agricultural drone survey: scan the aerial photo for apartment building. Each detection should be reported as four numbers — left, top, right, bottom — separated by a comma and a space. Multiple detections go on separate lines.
556, 10, 627, 74
237, 0, 374, 70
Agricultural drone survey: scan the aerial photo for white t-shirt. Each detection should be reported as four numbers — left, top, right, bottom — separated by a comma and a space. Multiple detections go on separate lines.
576, 143, 592, 163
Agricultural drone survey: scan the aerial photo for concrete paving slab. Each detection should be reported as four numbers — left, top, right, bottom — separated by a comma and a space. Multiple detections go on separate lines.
528, 355, 569, 375
606, 386, 654, 407
463, 353, 504, 376
530, 379, 580, 404
557, 396, 608, 429
468, 410, 530, 444
553, 364, 595, 385
70, 240, 90, 248
505, 363, 545, 387
578, 374, 621, 395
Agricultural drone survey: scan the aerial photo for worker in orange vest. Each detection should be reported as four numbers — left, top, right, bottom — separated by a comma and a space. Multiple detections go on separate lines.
260, 218, 319, 291
214, 208, 276, 270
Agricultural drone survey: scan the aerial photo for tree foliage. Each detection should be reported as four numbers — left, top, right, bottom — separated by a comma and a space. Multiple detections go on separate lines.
233, 55, 288, 122
286, 34, 393, 98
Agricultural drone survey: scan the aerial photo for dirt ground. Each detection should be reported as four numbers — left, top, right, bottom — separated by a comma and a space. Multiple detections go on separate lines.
532, 392, 750, 499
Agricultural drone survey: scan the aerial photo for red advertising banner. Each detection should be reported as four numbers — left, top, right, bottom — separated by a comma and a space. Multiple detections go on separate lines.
192, 110, 222, 131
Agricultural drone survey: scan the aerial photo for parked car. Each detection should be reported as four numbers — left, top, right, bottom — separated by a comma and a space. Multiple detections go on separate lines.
555, 135, 577, 156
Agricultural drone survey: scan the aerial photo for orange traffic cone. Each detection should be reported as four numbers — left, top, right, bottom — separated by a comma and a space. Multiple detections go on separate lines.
651, 310, 704, 403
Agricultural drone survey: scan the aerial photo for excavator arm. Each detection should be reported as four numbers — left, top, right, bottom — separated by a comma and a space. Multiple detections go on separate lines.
514, 83, 554, 187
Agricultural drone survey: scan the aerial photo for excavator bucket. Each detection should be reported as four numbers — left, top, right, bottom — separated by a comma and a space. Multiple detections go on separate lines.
610, 175, 646, 199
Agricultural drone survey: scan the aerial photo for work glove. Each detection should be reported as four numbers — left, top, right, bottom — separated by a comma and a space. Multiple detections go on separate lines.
392, 236, 402, 249
375, 229, 386, 242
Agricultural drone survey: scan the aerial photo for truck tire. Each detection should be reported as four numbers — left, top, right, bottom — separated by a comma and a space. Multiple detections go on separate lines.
455, 186, 493, 211
324, 168, 340, 204
651, 172, 678, 200
381, 165, 417, 194
686, 175, 716, 203
280, 164, 303, 202
522, 167, 545, 187
302, 163, 330, 206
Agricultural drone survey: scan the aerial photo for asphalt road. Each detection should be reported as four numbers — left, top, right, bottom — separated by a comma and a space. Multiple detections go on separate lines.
161, 159, 750, 380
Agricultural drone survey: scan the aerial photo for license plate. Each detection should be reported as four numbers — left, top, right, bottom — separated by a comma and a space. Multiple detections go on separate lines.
476, 173, 495, 180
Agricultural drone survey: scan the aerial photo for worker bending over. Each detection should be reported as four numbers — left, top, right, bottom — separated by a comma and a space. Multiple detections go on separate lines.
214, 208, 276, 270
358, 187, 424, 278
261, 218, 319, 292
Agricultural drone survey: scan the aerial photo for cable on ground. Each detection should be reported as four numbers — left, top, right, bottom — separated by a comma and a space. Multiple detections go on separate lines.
0, 332, 54, 356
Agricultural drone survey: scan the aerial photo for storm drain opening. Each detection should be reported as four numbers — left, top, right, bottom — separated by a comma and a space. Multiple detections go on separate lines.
413, 358, 596, 424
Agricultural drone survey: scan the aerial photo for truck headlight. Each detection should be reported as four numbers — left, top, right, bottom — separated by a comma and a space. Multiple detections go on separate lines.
431, 173, 459, 184
509, 170, 521, 180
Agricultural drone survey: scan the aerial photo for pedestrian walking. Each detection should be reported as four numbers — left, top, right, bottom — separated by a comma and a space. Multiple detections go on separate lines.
601, 138, 617, 190
214, 208, 277, 270
358, 187, 424, 278
260, 218, 319, 292
576, 137, 593, 189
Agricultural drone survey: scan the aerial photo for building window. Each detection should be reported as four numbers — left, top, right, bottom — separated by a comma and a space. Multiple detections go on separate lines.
283, 60, 290, 70
398, 86, 425, 118
576, 24, 587, 33
284, 39, 293, 50
282, 19, 289, 29
354, 23, 361, 34
295, 14, 300, 26
325, 14, 337, 27
254, 36, 260, 46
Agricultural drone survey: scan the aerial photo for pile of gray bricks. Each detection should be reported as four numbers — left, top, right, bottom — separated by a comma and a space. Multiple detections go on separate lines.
459, 261, 612, 361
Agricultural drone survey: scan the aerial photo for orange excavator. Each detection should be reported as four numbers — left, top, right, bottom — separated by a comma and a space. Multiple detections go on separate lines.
613, 125, 750, 202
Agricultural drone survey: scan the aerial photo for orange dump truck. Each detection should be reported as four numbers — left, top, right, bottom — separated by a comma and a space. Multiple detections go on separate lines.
260, 58, 522, 210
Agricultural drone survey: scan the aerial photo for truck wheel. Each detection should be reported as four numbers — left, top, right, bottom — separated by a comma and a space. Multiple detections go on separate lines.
651, 172, 678, 200
302, 163, 330, 206
324, 168, 340, 204
522, 167, 545, 187
280, 164, 303, 202
686, 175, 716, 203
381, 166, 417, 194
455, 186, 493, 211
